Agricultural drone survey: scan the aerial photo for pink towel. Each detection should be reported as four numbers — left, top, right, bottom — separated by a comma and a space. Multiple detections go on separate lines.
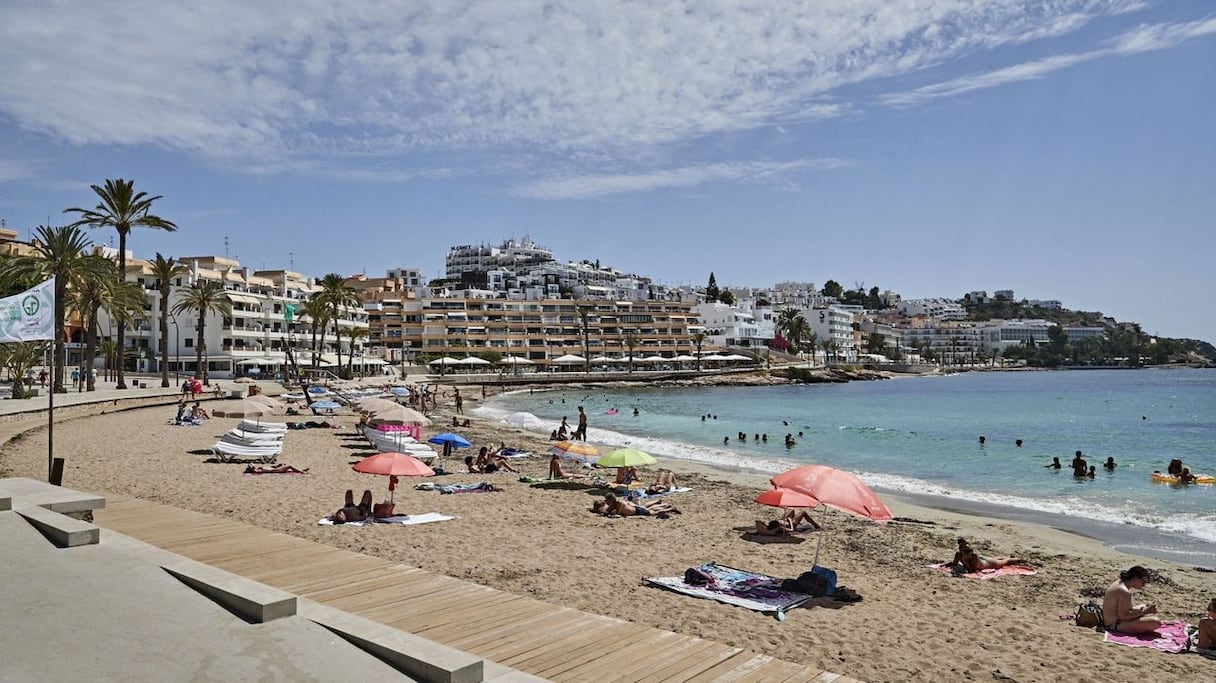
1103, 621, 1190, 653
930, 563, 1038, 580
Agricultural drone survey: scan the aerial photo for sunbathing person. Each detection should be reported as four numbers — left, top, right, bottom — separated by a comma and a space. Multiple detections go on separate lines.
754, 519, 790, 536
614, 466, 638, 485
950, 538, 1026, 573
548, 454, 588, 480
244, 464, 308, 475
593, 492, 679, 517
333, 489, 373, 523
191, 402, 210, 420
645, 469, 678, 495
781, 508, 821, 531
1196, 597, 1216, 650
1102, 565, 1161, 635
475, 446, 518, 473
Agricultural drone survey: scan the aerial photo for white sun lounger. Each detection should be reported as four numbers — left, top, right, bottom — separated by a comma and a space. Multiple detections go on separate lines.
237, 420, 289, 433
210, 441, 281, 463
221, 432, 286, 448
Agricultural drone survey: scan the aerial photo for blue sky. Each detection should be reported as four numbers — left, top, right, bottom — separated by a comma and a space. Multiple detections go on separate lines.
1, 1, 1213, 343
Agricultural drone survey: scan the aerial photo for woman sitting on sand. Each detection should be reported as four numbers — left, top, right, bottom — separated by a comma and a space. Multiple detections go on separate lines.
333, 490, 373, 523
548, 454, 587, 480
474, 446, 518, 474
592, 492, 679, 517
1195, 598, 1216, 650
950, 538, 1026, 573
1102, 565, 1160, 634
614, 466, 638, 485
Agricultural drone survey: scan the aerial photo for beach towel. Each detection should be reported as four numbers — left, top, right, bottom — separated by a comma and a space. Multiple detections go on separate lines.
645, 562, 814, 619
318, 513, 457, 527
438, 482, 501, 494
1103, 621, 1190, 653
627, 486, 692, 500
930, 563, 1038, 580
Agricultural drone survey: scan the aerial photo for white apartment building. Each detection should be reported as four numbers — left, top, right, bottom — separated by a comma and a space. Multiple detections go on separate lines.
898, 298, 968, 320
694, 302, 774, 349
445, 237, 553, 279
804, 306, 858, 362
114, 255, 369, 379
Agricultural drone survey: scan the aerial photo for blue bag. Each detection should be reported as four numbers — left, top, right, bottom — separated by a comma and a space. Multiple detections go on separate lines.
783, 565, 837, 596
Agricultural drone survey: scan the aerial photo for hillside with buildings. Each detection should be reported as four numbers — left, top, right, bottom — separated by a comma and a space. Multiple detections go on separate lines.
3, 229, 1212, 382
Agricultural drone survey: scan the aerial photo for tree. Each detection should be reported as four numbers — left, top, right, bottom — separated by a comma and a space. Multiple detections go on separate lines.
625, 330, 639, 374
171, 281, 230, 385
0, 225, 110, 392
0, 342, 46, 399
691, 331, 706, 371
718, 290, 735, 305
821, 280, 843, 299
316, 273, 360, 378
866, 332, 887, 357
66, 255, 122, 391
705, 272, 720, 302
344, 327, 370, 377
787, 315, 811, 358
65, 179, 177, 389
149, 254, 188, 387
298, 297, 331, 369
805, 331, 819, 365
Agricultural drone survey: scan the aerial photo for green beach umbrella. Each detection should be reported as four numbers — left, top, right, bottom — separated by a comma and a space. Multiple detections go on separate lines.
597, 447, 657, 468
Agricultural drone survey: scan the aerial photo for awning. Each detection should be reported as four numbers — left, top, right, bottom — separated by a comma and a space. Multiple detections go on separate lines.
225, 292, 262, 306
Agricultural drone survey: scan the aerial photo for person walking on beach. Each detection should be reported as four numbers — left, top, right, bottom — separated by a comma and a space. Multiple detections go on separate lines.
1102, 565, 1160, 635
454, 388, 463, 415
573, 406, 588, 441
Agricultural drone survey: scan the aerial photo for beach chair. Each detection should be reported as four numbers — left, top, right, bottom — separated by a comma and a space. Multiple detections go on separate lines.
237, 419, 289, 433
210, 441, 281, 463
221, 430, 286, 448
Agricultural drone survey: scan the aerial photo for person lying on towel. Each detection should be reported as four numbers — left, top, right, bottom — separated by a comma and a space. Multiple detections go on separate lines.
332, 489, 373, 523
591, 492, 679, 517
948, 538, 1026, 574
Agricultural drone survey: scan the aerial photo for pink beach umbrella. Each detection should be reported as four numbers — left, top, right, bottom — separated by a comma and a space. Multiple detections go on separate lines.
753, 487, 820, 510
770, 465, 892, 565
353, 452, 435, 504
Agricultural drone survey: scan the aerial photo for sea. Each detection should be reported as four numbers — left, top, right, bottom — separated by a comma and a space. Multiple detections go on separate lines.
475, 368, 1216, 567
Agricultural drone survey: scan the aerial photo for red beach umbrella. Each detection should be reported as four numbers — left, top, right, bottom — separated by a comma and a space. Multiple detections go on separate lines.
770, 465, 892, 522
770, 465, 892, 565
753, 487, 820, 509
353, 452, 435, 503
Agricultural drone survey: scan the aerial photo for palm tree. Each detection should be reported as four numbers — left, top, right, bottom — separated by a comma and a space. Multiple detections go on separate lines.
0, 225, 110, 392
171, 281, 230, 385
315, 273, 359, 377
65, 255, 120, 391
98, 280, 149, 388
299, 296, 332, 369
344, 327, 370, 377
149, 254, 187, 387
691, 331, 706, 371
0, 342, 47, 399
786, 315, 811, 361
805, 331, 819, 365
65, 179, 177, 389
776, 307, 801, 341
625, 330, 639, 374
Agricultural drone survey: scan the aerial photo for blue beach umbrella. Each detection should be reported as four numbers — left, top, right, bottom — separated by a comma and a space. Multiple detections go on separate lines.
310, 400, 343, 410
390, 387, 411, 397
307, 386, 329, 395
427, 432, 472, 448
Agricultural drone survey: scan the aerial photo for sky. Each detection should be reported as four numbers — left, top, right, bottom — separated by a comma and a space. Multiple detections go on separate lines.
1, 1, 1214, 343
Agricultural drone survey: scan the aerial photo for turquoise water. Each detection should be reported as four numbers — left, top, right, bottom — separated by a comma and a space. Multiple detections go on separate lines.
478, 369, 1216, 556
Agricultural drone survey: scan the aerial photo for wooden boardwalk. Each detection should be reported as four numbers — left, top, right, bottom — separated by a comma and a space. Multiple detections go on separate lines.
95, 495, 860, 683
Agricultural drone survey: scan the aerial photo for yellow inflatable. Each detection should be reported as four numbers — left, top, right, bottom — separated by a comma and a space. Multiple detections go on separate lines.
1151, 472, 1216, 485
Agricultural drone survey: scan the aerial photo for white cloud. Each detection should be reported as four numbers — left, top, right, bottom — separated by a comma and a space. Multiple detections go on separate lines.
0, 1, 1185, 193
880, 16, 1216, 107
513, 158, 852, 200
0, 158, 34, 182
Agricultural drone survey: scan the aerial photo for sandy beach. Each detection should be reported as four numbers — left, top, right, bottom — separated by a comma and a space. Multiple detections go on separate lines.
2, 388, 1213, 683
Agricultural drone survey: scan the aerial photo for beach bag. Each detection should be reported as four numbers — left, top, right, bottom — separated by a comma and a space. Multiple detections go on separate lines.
1075, 602, 1104, 629
683, 567, 714, 587
783, 566, 837, 596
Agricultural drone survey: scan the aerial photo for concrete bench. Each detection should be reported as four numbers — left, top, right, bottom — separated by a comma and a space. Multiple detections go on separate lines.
163, 559, 296, 623
14, 504, 100, 547
0, 490, 11, 511
300, 600, 486, 683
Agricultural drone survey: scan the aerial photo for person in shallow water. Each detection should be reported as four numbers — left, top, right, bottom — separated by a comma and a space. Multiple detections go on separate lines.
1045, 457, 1062, 470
